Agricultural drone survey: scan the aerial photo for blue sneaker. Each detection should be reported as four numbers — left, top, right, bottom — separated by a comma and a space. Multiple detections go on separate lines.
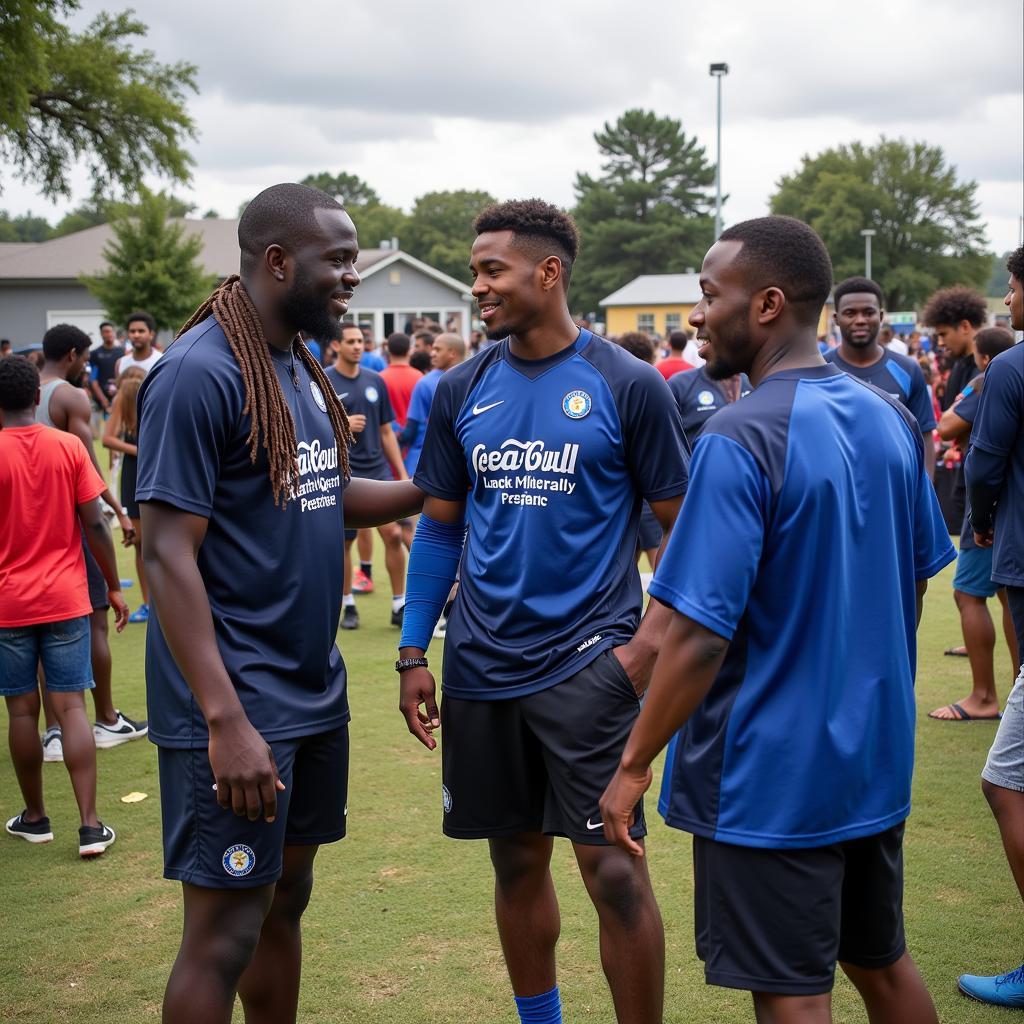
958, 963, 1024, 1007
119, 579, 134, 589
128, 603, 149, 624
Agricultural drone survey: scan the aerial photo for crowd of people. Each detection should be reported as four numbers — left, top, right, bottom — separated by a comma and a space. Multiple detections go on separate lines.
2, 180, 1024, 1024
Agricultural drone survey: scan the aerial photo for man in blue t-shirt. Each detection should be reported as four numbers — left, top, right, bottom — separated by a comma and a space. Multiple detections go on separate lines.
137, 184, 422, 1024
960, 246, 1024, 1007
400, 332, 465, 475
398, 200, 689, 1024
601, 216, 953, 1022
825, 276, 937, 478
929, 327, 1017, 724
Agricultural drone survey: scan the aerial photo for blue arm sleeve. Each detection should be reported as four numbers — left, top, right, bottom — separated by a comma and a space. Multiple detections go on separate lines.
399, 418, 422, 448
399, 513, 467, 651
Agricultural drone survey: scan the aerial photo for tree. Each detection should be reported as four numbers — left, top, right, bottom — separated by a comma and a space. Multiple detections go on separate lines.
80, 188, 216, 332
0, 1, 197, 201
770, 138, 990, 311
571, 109, 716, 315
404, 190, 496, 284
300, 171, 380, 207
988, 252, 1014, 297
53, 190, 194, 237
298, 170, 409, 252
0, 209, 53, 242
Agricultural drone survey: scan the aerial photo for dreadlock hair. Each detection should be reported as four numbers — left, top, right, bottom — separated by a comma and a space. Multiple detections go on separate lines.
177, 275, 353, 507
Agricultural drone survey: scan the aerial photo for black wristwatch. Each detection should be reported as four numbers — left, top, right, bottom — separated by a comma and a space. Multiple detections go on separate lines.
395, 657, 429, 673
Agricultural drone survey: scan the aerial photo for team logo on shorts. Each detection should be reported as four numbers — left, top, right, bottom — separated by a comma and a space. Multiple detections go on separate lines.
365, 386, 379, 403
697, 390, 715, 407
223, 844, 256, 877
442, 785, 452, 814
562, 390, 592, 419
309, 380, 327, 413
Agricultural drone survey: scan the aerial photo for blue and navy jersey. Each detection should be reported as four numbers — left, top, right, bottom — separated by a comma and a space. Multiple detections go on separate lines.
324, 365, 394, 481
404, 368, 442, 474
651, 364, 955, 849
667, 367, 751, 448
415, 329, 689, 700
136, 317, 349, 748
825, 347, 936, 434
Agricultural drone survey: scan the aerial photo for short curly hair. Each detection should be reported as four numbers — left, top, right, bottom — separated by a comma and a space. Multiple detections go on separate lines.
473, 199, 580, 288
0, 354, 40, 412
616, 332, 656, 364
833, 276, 884, 309
920, 286, 987, 329
1008, 246, 1024, 283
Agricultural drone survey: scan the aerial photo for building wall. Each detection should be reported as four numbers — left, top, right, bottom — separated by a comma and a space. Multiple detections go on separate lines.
0, 283, 105, 347
605, 305, 696, 338
352, 265, 469, 309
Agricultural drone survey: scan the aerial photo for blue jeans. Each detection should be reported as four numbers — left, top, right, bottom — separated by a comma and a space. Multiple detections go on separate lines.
0, 616, 94, 696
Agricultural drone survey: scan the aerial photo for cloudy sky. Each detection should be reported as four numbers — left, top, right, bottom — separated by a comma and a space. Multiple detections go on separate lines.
2, 0, 1022, 251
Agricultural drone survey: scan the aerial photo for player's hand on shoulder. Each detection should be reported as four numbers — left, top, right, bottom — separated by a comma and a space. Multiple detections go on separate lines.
398, 667, 440, 751
208, 714, 286, 823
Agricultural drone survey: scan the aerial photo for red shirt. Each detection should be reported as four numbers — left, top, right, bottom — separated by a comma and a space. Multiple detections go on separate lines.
380, 364, 423, 427
656, 357, 694, 381
0, 425, 106, 627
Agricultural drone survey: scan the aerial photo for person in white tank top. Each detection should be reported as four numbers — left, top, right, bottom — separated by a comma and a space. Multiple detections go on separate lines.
115, 311, 163, 378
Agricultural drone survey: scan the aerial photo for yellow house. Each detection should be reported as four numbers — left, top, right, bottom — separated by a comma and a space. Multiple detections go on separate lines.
601, 273, 834, 338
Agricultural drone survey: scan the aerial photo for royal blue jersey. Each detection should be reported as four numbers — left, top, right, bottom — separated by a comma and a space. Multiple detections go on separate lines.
136, 317, 349, 748
415, 329, 689, 699
651, 364, 954, 849
667, 367, 751, 448
404, 368, 442, 474
325, 364, 394, 481
825, 347, 937, 434
361, 351, 386, 372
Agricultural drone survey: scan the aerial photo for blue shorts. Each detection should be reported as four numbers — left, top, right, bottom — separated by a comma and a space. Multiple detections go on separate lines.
0, 616, 94, 697
157, 726, 349, 889
953, 546, 998, 599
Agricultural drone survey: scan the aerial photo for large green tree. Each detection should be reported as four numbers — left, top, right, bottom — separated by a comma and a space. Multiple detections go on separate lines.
770, 138, 990, 311
81, 188, 215, 332
404, 189, 496, 284
571, 109, 716, 316
0, 209, 53, 242
295, 170, 410, 250
0, 1, 197, 200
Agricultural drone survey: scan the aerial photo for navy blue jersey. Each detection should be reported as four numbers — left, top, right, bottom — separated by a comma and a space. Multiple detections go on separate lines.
415, 329, 689, 699
136, 317, 348, 748
325, 364, 394, 481
825, 348, 937, 434
667, 367, 751, 448
967, 345, 1024, 586
650, 364, 954, 849
951, 375, 985, 550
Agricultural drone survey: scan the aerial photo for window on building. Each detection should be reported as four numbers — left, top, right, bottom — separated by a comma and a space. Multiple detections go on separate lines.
665, 313, 682, 333
637, 313, 655, 334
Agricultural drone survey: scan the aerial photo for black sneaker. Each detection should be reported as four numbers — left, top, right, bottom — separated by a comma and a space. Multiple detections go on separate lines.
391, 604, 405, 628
79, 822, 116, 858
6, 811, 54, 844
341, 605, 359, 630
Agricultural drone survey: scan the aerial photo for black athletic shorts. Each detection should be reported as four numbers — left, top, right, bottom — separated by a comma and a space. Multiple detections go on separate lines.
637, 501, 663, 552
120, 453, 139, 520
439, 648, 646, 845
693, 822, 906, 995
82, 533, 108, 611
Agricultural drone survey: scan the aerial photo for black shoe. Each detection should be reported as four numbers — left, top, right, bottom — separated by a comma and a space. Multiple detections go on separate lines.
6, 811, 53, 844
341, 605, 359, 630
391, 604, 405, 628
79, 822, 116, 857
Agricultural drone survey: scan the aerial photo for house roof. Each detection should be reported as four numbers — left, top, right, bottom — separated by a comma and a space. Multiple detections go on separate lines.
600, 273, 703, 307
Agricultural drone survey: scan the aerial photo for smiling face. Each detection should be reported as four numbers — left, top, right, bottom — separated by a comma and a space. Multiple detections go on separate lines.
835, 292, 883, 350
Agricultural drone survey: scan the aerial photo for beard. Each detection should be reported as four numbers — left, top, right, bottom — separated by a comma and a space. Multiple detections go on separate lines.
843, 326, 879, 349
703, 306, 753, 380
280, 266, 342, 342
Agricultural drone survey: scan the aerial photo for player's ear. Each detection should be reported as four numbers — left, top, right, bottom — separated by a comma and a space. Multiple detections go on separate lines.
539, 255, 563, 293
755, 286, 785, 326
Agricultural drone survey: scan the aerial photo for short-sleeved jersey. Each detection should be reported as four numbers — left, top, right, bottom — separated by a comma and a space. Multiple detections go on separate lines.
324, 364, 394, 481
90, 345, 122, 400
415, 329, 690, 700
360, 350, 386, 373
136, 317, 348, 749
825, 347, 937, 434
968, 344, 1024, 586
0, 425, 106, 627
650, 364, 955, 849
951, 375, 985, 551
404, 368, 443, 474
668, 367, 752, 448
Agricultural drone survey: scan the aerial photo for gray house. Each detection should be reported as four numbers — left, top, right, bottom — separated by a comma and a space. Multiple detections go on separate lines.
0, 218, 473, 347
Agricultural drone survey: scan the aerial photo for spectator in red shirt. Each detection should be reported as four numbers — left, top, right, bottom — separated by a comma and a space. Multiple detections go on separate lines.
380, 332, 424, 428
656, 330, 695, 381
0, 356, 129, 857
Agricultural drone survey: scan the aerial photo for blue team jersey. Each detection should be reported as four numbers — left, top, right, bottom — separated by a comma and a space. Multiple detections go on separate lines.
415, 329, 689, 700
668, 367, 751, 448
361, 351, 387, 372
651, 364, 955, 848
404, 368, 442, 474
825, 347, 937, 434
136, 317, 349, 748
324, 364, 394, 481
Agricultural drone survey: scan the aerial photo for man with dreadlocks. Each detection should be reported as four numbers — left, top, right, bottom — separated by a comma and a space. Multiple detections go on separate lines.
136, 183, 422, 1024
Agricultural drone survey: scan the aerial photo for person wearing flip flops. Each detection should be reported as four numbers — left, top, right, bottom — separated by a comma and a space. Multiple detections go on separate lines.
928, 325, 1018, 722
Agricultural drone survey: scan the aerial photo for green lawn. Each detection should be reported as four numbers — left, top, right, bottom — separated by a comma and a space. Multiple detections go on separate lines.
1, 541, 1021, 1023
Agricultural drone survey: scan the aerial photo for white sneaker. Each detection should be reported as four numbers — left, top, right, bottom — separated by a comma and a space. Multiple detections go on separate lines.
93, 711, 148, 749
432, 616, 447, 639
42, 727, 63, 762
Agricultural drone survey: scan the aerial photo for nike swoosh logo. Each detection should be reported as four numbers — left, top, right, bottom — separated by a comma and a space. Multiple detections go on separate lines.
586, 817, 603, 831
337, 392, 349, 400
472, 400, 504, 415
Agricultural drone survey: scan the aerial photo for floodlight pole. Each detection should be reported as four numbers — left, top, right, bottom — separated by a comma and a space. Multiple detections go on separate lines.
861, 228, 876, 278
709, 62, 729, 240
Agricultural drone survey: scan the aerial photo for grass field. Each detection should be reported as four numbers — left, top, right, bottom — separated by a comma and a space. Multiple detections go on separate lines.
2, 538, 1022, 1023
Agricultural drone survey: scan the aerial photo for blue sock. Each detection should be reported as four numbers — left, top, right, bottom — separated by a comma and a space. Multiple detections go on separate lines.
514, 985, 561, 1023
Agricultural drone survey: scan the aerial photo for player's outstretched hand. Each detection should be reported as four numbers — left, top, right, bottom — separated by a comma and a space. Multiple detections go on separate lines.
108, 589, 130, 632
209, 715, 286, 823
399, 667, 440, 750
599, 762, 653, 857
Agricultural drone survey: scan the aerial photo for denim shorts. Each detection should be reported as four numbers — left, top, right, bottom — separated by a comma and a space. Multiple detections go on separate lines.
983, 668, 1024, 793
0, 616, 94, 697
953, 546, 999, 599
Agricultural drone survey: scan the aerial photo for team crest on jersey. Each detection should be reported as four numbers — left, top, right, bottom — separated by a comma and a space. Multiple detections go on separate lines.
442, 785, 452, 814
309, 380, 327, 413
365, 386, 379, 403
223, 844, 256, 877
697, 390, 715, 407
562, 390, 592, 419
